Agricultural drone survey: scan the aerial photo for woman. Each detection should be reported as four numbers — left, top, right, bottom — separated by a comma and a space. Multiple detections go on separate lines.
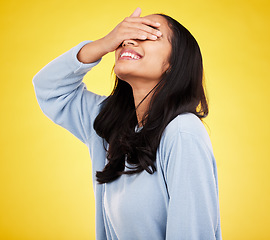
33, 7, 222, 240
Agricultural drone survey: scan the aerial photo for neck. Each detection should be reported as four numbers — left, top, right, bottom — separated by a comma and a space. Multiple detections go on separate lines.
132, 87, 154, 128
122, 77, 160, 128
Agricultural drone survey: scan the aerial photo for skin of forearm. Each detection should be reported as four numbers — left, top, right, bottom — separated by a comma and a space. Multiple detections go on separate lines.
77, 37, 110, 64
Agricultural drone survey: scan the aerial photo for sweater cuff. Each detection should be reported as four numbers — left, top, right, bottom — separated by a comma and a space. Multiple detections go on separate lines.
70, 40, 103, 75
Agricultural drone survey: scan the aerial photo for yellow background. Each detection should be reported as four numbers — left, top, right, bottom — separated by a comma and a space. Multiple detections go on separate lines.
1, 0, 269, 239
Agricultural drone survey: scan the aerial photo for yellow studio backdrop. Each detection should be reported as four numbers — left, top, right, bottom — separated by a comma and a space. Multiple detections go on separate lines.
0, 0, 269, 239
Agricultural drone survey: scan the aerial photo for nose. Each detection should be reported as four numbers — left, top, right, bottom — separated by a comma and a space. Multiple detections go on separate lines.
122, 39, 139, 47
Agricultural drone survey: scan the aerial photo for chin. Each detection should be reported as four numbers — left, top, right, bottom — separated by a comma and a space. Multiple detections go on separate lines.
114, 67, 132, 80
115, 73, 130, 82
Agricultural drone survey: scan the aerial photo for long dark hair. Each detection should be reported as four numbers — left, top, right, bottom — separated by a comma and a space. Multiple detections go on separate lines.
93, 13, 209, 184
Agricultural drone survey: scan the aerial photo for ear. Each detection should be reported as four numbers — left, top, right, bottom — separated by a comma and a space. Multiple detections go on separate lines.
163, 62, 170, 74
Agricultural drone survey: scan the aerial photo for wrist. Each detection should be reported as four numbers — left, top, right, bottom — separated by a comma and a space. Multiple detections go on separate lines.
77, 39, 107, 64
98, 36, 112, 54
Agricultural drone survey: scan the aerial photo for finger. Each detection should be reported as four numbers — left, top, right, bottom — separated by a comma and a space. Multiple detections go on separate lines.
125, 16, 161, 28
129, 7, 141, 17
123, 29, 160, 41
128, 22, 162, 37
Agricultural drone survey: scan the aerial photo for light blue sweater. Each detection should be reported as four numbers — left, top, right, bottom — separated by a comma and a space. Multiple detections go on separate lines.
32, 40, 222, 240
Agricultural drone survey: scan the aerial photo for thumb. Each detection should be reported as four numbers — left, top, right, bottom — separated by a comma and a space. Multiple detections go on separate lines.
129, 7, 141, 17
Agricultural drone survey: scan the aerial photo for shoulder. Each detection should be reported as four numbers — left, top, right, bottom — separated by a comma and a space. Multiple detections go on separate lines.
157, 113, 215, 176
159, 113, 213, 152
163, 112, 209, 138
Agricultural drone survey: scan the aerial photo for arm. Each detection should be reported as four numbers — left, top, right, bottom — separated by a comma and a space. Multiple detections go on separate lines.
163, 131, 221, 240
32, 7, 165, 144
32, 40, 107, 144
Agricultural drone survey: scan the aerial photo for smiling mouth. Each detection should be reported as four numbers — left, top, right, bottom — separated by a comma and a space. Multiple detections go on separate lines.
118, 56, 142, 60
119, 51, 143, 60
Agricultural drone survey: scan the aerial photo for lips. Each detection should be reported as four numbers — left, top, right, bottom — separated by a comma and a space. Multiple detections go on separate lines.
119, 48, 143, 60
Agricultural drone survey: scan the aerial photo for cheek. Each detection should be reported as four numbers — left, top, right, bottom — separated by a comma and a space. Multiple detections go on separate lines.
145, 50, 169, 71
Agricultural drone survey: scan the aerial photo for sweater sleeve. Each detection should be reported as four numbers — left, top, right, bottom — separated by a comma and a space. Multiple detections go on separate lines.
163, 131, 221, 240
32, 40, 107, 144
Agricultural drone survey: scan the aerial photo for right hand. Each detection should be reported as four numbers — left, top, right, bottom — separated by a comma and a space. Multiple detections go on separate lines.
101, 7, 162, 53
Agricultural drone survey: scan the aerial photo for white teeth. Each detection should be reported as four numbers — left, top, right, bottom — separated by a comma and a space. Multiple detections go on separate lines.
120, 52, 141, 59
